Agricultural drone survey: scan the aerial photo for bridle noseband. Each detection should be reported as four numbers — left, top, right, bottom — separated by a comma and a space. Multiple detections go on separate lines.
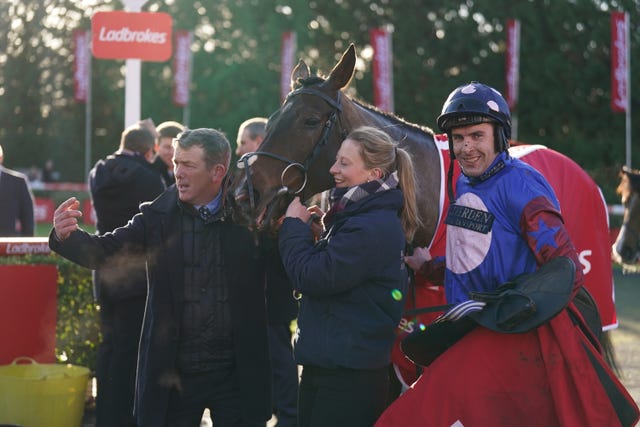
238, 86, 346, 214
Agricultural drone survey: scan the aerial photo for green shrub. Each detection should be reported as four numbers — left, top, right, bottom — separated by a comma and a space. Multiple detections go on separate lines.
0, 254, 99, 372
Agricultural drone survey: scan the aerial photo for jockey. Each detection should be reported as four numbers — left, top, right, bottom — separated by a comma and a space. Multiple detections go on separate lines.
439, 81, 582, 305
377, 82, 639, 427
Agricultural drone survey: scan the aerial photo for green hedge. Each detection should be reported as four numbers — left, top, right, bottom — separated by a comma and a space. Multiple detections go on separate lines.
0, 254, 99, 372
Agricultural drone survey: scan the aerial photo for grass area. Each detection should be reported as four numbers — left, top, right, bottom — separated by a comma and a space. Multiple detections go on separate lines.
609, 268, 640, 405
612, 268, 640, 324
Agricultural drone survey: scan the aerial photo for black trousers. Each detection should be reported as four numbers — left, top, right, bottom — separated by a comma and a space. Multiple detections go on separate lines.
166, 367, 265, 427
298, 365, 389, 427
95, 294, 145, 427
268, 322, 299, 426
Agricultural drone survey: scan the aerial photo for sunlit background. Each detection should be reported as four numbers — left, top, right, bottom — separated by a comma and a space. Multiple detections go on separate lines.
0, 0, 638, 204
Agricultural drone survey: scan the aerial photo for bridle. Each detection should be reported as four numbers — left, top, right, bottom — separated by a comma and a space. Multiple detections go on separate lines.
237, 86, 347, 215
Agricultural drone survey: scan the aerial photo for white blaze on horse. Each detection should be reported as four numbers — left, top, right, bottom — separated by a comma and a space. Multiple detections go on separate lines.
232, 43, 617, 384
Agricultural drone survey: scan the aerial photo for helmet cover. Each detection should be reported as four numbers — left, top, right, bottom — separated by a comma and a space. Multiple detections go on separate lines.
437, 82, 511, 140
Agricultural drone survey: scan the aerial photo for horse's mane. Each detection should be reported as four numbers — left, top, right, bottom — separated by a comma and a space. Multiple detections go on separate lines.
294, 75, 436, 136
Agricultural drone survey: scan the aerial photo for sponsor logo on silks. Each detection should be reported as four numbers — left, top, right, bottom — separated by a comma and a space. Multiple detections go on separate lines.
445, 204, 494, 234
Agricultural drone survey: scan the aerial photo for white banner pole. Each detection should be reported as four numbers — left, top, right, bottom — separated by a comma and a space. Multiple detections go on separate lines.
624, 12, 631, 168
122, 0, 147, 127
85, 37, 93, 178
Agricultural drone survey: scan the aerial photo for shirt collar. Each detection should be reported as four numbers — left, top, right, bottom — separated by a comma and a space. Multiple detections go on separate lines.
196, 190, 223, 215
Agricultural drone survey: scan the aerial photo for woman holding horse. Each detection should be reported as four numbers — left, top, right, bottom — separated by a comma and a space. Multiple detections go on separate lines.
376, 82, 638, 427
277, 125, 420, 427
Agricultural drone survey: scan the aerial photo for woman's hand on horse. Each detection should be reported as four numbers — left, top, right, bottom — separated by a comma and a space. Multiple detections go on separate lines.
405, 246, 432, 272
285, 197, 313, 223
307, 205, 325, 240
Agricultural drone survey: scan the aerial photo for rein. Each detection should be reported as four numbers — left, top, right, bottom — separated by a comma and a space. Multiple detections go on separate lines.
238, 86, 346, 214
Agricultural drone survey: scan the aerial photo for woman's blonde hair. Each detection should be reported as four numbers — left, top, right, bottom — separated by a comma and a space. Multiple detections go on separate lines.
345, 126, 422, 241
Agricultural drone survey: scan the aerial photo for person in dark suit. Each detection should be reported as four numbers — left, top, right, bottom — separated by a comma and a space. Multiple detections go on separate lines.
88, 121, 166, 426
152, 120, 185, 187
0, 144, 35, 237
236, 117, 299, 426
50, 128, 271, 427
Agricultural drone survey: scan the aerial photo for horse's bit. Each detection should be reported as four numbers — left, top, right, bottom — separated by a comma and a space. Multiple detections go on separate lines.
237, 87, 346, 212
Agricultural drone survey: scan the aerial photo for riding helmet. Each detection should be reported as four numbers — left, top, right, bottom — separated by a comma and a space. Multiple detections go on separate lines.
437, 82, 512, 154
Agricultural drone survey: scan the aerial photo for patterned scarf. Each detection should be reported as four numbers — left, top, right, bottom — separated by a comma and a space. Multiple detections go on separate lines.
323, 171, 399, 229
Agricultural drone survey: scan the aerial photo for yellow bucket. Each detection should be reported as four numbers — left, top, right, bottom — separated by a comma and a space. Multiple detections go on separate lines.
0, 357, 89, 427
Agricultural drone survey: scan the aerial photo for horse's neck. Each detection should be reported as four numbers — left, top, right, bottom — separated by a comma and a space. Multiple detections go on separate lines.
345, 99, 445, 248
347, 100, 410, 134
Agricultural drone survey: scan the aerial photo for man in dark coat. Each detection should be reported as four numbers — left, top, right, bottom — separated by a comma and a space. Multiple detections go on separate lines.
88, 121, 165, 426
0, 144, 35, 237
50, 128, 271, 427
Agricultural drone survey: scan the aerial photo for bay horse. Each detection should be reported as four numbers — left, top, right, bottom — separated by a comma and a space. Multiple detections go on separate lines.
233, 44, 442, 248
613, 166, 640, 273
232, 44, 618, 382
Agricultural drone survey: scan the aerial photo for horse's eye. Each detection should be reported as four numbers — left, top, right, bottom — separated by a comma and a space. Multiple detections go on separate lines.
304, 117, 322, 127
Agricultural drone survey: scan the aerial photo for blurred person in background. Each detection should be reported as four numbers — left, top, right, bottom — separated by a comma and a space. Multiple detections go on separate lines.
89, 121, 165, 426
0, 143, 35, 236
235, 117, 267, 157
153, 120, 185, 187
42, 158, 60, 183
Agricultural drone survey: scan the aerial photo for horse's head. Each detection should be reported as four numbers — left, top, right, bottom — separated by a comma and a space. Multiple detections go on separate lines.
613, 165, 640, 270
233, 44, 357, 231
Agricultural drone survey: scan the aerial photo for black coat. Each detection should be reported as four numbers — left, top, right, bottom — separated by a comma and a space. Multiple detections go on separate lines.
89, 152, 165, 235
0, 166, 34, 236
49, 187, 272, 426
151, 156, 174, 187
89, 151, 165, 300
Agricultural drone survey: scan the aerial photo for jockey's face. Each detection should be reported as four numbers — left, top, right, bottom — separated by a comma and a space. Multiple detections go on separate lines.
451, 122, 499, 177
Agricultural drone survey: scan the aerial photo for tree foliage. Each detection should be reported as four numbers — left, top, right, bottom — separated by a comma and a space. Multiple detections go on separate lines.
0, 0, 638, 201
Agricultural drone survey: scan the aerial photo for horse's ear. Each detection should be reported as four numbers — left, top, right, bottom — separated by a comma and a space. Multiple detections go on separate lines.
291, 60, 310, 90
325, 44, 356, 91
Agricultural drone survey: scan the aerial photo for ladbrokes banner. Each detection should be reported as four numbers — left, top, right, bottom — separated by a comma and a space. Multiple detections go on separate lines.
611, 11, 629, 113
173, 30, 193, 107
370, 28, 394, 112
280, 32, 297, 102
92, 11, 172, 61
505, 19, 520, 109
73, 29, 90, 102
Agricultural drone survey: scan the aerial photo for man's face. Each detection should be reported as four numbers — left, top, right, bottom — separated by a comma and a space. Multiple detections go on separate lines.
173, 145, 226, 205
451, 122, 499, 177
156, 137, 175, 167
235, 129, 262, 156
